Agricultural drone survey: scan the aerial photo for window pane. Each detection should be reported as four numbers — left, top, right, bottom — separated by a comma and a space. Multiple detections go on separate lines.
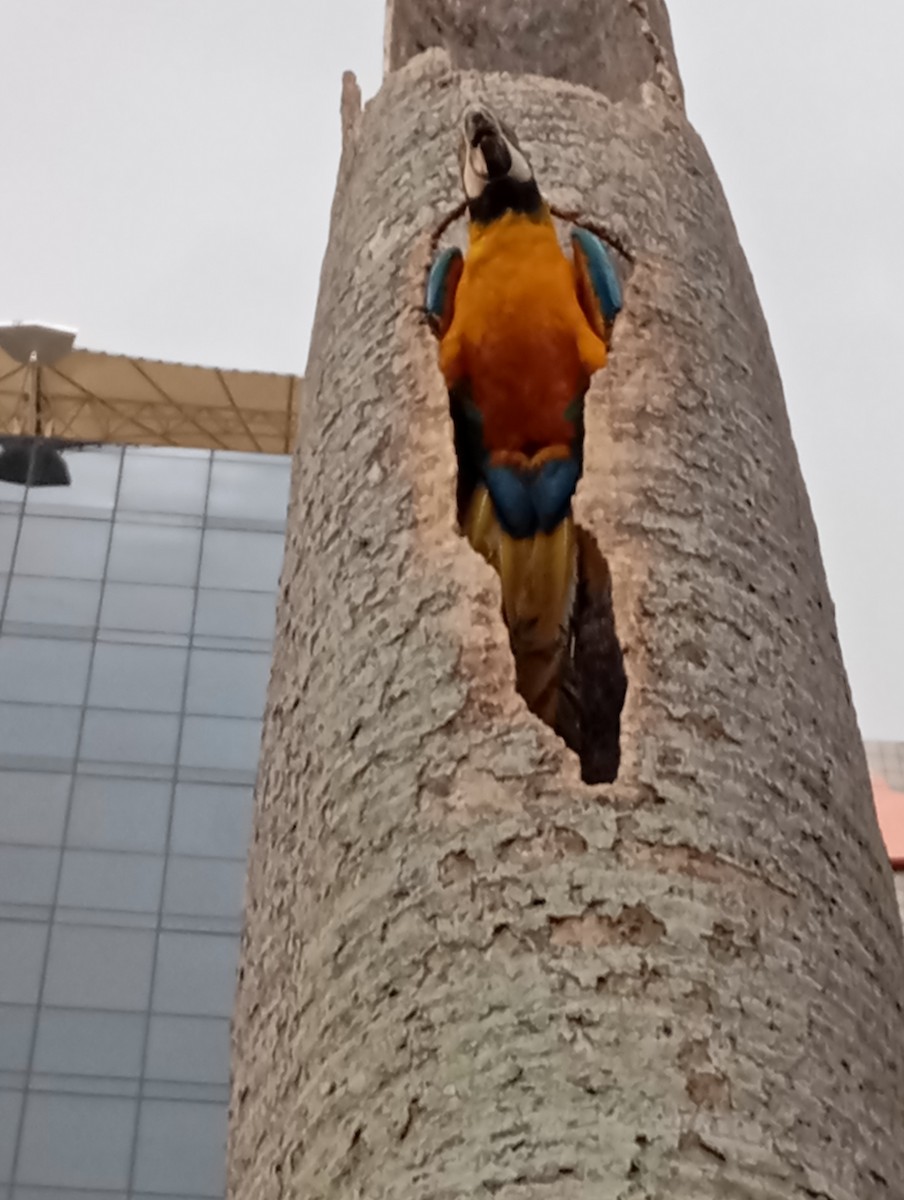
170, 783, 253, 859
88, 643, 187, 713
80, 710, 180, 767
44, 925, 155, 1011
207, 458, 290, 525
0, 515, 18, 573
100, 581, 194, 635
128, 446, 211, 460
67, 775, 170, 853
146, 1015, 229, 1085
0, 475, 25, 508
0, 921, 48, 1004
179, 716, 262, 772
152, 932, 239, 1016
0, 1005, 34, 1071
199, 528, 284, 591
164, 857, 246, 920
133, 1100, 226, 1197
107, 522, 202, 586
33, 1009, 145, 1077
58, 850, 164, 913
17, 1094, 136, 1189
0, 846, 59, 906
14, 516, 110, 579
0, 771, 70, 845
0, 703, 81, 764
26, 447, 121, 518
0, 1091, 23, 1183
185, 650, 271, 718
194, 588, 276, 641
119, 452, 209, 516
0, 636, 92, 705
4, 576, 101, 629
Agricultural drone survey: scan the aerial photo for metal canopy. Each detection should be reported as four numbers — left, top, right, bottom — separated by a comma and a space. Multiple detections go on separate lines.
0, 324, 301, 455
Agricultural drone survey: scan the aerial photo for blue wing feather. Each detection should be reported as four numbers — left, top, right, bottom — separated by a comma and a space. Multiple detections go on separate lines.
426, 247, 464, 338
571, 228, 622, 338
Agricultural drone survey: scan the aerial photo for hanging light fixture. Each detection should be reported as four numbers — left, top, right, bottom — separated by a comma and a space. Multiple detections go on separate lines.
0, 436, 71, 487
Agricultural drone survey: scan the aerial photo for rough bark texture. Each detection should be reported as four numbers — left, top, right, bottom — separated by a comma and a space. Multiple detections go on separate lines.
229, 5, 904, 1197
385, 0, 684, 106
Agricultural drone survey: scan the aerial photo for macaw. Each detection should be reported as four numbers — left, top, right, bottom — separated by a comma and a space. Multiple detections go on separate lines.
426, 104, 625, 772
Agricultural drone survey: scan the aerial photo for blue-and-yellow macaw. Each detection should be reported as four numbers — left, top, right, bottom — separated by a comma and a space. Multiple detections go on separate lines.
426, 104, 624, 771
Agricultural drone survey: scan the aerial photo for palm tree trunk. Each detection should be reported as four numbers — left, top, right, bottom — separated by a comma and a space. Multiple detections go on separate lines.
229, 3, 904, 1195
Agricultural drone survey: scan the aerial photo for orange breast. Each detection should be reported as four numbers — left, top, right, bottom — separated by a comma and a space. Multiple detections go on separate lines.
439, 211, 607, 454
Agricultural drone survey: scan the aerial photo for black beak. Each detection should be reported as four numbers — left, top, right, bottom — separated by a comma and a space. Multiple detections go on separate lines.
463, 107, 496, 146
463, 106, 512, 179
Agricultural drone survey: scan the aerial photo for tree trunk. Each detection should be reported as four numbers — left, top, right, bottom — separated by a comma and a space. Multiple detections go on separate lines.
229, 3, 904, 1196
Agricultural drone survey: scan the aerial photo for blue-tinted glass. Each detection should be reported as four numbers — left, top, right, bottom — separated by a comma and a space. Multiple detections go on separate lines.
119, 451, 209, 516
80, 710, 180, 767
58, 850, 164, 913
43, 925, 155, 1011
0, 846, 58, 906
100, 581, 194, 635
33, 1009, 145, 1077
129, 446, 211, 459
170, 783, 253, 859
67, 775, 170, 853
179, 716, 262, 772
207, 458, 290, 525
0, 515, 18, 574
88, 643, 187, 713
0, 1005, 34, 1071
164, 857, 246, 920
4, 576, 101, 629
16, 1093, 135, 1189
194, 588, 277, 641
145, 1016, 229, 1084
0, 922, 48, 1004
0, 637, 92, 706
0, 1091, 22, 1183
0, 704, 81, 765
14, 516, 110, 579
199, 528, 284, 592
0, 771, 70, 845
107, 522, 202, 586
133, 1101, 226, 1197
0, 476, 25, 509
152, 932, 239, 1016
185, 650, 271, 718
25, 447, 121, 518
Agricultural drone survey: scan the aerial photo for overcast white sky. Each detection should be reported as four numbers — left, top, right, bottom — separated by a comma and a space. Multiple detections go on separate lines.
1, 1, 901, 740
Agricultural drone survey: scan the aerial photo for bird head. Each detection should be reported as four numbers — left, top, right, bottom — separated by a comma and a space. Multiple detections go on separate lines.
458, 104, 542, 222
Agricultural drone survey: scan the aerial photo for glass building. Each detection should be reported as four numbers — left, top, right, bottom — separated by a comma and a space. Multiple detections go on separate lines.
0, 443, 290, 1200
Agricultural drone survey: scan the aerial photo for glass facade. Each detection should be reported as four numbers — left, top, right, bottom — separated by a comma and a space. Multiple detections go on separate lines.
0, 444, 290, 1200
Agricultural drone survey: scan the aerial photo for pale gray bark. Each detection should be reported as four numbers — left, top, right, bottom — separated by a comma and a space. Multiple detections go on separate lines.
384, 0, 683, 105
229, 4, 904, 1196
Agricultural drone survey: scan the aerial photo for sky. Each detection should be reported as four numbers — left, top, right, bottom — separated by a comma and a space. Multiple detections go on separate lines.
0, 1, 901, 740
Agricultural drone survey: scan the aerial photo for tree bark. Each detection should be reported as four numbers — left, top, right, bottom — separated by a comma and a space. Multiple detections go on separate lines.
229, 3, 904, 1196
